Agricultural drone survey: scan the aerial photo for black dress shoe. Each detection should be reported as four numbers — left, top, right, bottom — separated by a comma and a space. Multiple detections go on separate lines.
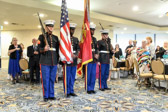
67, 94, 71, 98
30, 80, 35, 83
48, 97, 56, 100
44, 98, 48, 102
105, 88, 111, 90
91, 90, 96, 94
35, 81, 40, 84
12, 80, 16, 84
99, 88, 105, 91
70, 93, 77, 97
87, 91, 92, 94
16, 80, 21, 83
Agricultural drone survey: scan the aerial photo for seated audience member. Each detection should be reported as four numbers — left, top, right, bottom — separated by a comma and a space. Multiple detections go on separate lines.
131, 40, 138, 58
163, 42, 168, 54
125, 40, 133, 59
137, 40, 151, 74
155, 45, 164, 59
20, 43, 28, 60
113, 44, 122, 59
146, 37, 155, 59
129, 40, 138, 77
27, 38, 40, 84
128, 40, 138, 68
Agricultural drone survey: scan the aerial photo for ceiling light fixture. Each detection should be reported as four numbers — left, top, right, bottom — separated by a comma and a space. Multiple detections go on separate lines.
124, 27, 127, 30
121, 32, 124, 34
159, 15, 163, 18
166, 31, 168, 33
33, 13, 47, 18
132, 6, 139, 11
90, 22, 94, 24
39, 13, 44, 18
38, 25, 41, 28
4, 21, 9, 25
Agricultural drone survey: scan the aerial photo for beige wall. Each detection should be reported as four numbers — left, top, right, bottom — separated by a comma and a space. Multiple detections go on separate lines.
1, 28, 113, 68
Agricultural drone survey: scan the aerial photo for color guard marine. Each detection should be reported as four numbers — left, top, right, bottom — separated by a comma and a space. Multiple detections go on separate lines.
63, 23, 80, 98
98, 29, 112, 91
38, 20, 59, 102
85, 23, 98, 94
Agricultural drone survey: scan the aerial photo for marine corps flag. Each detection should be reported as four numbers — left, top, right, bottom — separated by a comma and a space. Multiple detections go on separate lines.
77, 0, 93, 76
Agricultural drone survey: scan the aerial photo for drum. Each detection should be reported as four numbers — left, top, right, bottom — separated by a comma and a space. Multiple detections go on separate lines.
19, 58, 28, 71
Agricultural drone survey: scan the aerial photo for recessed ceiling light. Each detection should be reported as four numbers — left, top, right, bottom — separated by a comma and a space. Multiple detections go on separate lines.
132, 6, 139, 11
4, 21, 9, 25
124, 27, 127, 30
39, 13, 44, 18
38, 25, 41, 28
166, 31, 168, 33
121, 32, 124, 34
33, 13, 47, 18
159, 15, 163, 18
90, 22, 94, 25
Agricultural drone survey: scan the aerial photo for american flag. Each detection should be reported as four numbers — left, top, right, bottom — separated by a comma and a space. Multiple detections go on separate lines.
59, 0, 73, 64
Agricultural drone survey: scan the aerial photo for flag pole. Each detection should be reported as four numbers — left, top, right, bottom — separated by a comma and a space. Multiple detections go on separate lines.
65, 64, 67, 96
63, 64, 67, 96
85, 65, 87, 91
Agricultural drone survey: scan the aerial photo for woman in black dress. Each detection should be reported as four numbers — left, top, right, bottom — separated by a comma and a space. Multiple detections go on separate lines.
8, 37, 22, 84
113, 44, 122, 59
155, 45, 164, 59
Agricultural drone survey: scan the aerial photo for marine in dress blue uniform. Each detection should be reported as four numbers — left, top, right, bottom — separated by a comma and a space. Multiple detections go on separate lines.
98, 29, 112, 91
38, 20, 59, 102
64, 23, 80, 98
86, 23, 98, 94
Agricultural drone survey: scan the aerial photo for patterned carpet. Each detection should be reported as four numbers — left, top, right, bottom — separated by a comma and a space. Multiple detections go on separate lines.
0, 69, 168, 112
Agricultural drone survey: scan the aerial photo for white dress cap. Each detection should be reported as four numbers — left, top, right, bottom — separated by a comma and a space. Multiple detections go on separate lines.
90, 22, 96, 29
44, 20, 55, 26
100, 29, 109, 34
70, 23, 77, 28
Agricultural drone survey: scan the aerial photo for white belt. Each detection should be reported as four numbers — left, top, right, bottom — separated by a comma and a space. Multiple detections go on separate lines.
100, 51, 109, 53
92, 49, 95, 52
49, 48, 56, 51
73, 51, 76, 53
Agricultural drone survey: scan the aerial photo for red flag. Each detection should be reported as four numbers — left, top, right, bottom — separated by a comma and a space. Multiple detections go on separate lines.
77, 0, 92, 75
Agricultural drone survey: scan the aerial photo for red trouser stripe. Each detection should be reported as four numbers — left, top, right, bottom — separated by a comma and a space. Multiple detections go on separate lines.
100, 64, 102, 89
